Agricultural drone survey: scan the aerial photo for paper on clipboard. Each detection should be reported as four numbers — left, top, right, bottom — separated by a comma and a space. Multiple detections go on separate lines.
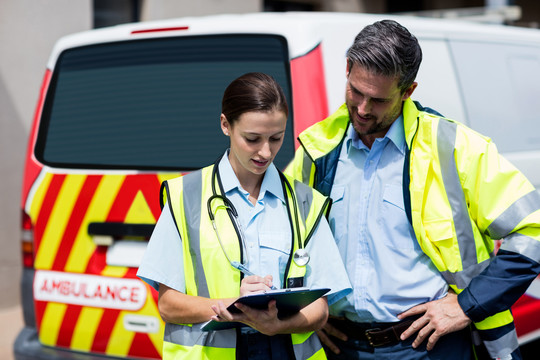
201, 287, 330, 332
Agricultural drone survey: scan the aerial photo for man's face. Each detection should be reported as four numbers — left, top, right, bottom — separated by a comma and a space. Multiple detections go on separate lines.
345, 62, 416, 147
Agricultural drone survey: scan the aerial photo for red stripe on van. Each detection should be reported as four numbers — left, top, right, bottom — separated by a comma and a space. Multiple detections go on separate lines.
91, 308, 121, 353
129, 333, 161, 358
22, 70, 52, 208
52, 175, 102, 271
34, 300, 47, 332
106, 175, 162, 222
513, 293, 540, 338
290, 44, 329, 148
34, 174, 66, 251
56, 305, 82, 347
124, 267, 139, 278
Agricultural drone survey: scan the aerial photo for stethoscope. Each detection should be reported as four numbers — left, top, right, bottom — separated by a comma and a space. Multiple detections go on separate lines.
206, 156, 310, 280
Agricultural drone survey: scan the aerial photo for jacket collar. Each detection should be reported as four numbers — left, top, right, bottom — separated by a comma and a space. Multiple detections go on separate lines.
298, 103, 349, 161
403, 98, 421, 149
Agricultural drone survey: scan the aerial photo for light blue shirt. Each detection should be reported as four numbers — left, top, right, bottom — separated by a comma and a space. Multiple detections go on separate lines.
138, 152, 351, 305
328, 116, 448, 322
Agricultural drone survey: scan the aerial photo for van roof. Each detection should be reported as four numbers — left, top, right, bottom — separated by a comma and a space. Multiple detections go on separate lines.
48, 11, 540, 69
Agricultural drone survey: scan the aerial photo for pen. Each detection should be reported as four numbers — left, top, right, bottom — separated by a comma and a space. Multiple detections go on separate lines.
231, 261, 277, 290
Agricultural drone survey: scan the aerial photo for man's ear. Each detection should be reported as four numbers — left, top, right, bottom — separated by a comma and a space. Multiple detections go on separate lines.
402, 82, 418, 101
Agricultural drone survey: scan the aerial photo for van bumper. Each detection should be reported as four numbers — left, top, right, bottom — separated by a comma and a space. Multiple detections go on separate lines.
13, 327, 129, 360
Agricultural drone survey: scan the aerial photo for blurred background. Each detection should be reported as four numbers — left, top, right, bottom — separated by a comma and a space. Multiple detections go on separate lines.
1, 0, 540, 358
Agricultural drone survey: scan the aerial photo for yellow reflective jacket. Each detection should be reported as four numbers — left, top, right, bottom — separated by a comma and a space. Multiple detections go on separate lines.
160, 163, 330, 360
286, 98, 540, 359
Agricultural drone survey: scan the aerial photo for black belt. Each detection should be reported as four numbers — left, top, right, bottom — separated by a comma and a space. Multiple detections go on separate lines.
328, 317, 417, 347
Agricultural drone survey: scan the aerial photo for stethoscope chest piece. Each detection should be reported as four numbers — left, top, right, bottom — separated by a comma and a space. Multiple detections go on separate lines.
293, 248, 310, 266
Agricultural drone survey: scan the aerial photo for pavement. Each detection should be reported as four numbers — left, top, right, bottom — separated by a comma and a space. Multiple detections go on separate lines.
0, 305, 23, 360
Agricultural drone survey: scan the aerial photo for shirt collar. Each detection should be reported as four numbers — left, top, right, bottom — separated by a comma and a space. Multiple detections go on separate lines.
218, 150, 284, 203
346, 114, 406, 154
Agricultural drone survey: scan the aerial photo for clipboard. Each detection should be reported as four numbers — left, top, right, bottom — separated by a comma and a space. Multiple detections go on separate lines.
201, 287, 330, 332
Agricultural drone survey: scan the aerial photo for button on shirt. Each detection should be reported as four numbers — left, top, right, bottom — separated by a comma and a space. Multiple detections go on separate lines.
137, 152, 351, 305
329, 115, 448, 322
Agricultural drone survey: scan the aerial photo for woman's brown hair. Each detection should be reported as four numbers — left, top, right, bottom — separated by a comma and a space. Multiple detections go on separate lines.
221, 72, 288, 125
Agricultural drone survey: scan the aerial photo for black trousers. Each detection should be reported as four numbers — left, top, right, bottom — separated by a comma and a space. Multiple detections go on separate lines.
236, 329, 294, 360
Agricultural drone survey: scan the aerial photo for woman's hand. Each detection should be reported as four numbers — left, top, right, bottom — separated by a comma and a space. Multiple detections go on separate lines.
239, 275, 274, 296
210, 297, 328, 336
211, 299, 283, 336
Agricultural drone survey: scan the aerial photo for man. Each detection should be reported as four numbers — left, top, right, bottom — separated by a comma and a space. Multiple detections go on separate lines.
286, 19, 540, 360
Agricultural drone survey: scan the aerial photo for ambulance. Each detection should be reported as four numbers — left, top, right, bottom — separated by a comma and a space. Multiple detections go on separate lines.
15, 11, 540, 359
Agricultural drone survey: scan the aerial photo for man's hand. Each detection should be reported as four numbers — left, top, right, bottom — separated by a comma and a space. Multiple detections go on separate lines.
397, 292, 472, 350
239, 275, 274, 296
316, 320, 348, 354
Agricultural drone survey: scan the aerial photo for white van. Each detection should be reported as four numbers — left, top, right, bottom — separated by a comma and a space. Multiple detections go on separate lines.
15, 12, 540, 360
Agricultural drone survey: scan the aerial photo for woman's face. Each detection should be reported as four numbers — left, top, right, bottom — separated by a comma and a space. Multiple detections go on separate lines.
221, 110, 287, 181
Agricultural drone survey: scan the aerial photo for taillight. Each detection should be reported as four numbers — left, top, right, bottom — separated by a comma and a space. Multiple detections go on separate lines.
21, 210, 34, 268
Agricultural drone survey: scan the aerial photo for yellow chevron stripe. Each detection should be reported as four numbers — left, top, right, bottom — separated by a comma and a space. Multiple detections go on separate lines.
101, 266, 128, 277
35, 175, 86, 270
65, 175, 125, 273
39, 302, 68, 346
125, 191, 156, 224
28, 172, 52, 221
106, 311, 134, 356
70, 306, 104, 351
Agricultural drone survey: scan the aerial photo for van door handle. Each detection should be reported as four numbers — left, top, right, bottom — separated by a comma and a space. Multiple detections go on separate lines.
88, 222, 155, 246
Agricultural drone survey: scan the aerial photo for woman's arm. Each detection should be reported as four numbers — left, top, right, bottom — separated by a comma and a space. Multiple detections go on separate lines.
274, 297, 329, 334
158, 283, 236, 324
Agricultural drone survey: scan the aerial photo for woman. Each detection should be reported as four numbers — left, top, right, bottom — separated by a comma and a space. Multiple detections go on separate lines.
137, 72, 350, 360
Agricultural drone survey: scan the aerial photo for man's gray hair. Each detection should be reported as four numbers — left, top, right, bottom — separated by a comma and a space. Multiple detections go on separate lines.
346, 19, 422, 93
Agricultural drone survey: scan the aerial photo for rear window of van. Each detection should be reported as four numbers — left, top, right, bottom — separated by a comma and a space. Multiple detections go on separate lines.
35, 34, 294, 170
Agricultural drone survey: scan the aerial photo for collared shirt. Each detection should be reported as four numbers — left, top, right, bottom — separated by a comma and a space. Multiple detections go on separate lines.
138, 151, 351, 305
328, 115, 448, 322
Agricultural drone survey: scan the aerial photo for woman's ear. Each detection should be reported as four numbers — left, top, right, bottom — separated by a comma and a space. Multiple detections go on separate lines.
220, 114, 230, 136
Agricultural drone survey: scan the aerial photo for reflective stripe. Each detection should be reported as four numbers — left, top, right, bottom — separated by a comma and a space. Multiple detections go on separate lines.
294, 179, 313, 225
301, 150, 312, 185
182, 172, 209, 298
475, 310, 513, 330
440, 259, 490, 289
482, 328, 519, 359
500, 233, 540, 264
292, 332, 324, 360
487, 190, 540, 239
474, 310, 514, 330
164, 323, 236, 348
437, 120, 477, 269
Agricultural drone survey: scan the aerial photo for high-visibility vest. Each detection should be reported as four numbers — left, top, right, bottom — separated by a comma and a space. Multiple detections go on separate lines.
160, 163, 331, 360
286, 98, 540, 359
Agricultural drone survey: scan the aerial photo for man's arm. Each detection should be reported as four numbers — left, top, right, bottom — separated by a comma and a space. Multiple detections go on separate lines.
400, 125, 540, 349
459, 131, 540, 322
458, 249, 540, 322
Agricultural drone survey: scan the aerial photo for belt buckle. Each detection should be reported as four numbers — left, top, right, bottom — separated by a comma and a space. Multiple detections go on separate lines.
365, 328, 382, 347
